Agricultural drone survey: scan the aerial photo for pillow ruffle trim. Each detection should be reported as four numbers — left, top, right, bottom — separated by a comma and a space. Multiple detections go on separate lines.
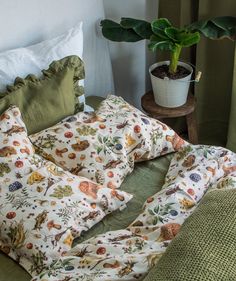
1, 56, 85, 111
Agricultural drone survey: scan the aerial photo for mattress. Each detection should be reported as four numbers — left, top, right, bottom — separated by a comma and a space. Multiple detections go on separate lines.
0, 96, 173, 281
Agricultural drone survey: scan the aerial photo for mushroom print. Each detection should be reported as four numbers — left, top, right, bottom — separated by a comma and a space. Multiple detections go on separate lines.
31, 144, 236, 281
0, 106, 132, 276
30, 95, 188, 189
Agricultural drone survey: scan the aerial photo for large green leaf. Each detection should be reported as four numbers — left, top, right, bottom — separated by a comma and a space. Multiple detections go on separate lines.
180, 31, 200, 47
148, 35, 175, 52
187, 19, 207, 31
164, 27, 182, 42
201, 21, 229, 40
152, 18, 172, 30
212, 16, 236, 30
151, 18, 172, 39
164, 27, 200, 47
187, 16, 236, 41
101, 19, 143, 42
120, 18, 153, 39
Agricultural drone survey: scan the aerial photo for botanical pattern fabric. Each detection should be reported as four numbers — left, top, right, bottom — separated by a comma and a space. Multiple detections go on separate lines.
32, 144, 236, 281
0, 106, 35, 159
0, 106, 132, 276
30, 95, 186, 189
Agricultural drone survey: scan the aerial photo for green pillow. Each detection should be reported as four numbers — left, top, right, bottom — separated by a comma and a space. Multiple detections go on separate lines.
0, 55, 84, 134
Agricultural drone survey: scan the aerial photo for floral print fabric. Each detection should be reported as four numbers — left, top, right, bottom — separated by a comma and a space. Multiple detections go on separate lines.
32, 144, 236, 281
0, 106, 132, 276
30, 95, 186, 189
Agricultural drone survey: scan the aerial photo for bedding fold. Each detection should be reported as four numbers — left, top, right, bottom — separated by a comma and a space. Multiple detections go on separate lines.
31, 144, 236, 281
143, 187, 236, 281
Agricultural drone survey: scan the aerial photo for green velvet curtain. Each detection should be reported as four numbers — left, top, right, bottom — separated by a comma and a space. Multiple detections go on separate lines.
158, 0, 236, 151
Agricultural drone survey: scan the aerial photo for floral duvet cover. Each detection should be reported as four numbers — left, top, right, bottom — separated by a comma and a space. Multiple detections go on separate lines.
31, 144, 236, 281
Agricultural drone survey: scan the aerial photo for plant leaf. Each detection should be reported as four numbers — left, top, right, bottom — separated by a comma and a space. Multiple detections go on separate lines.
152, 217, 158, 225
98, 135, 103, 143
148, 35, 175, 52
101, 19, 143, 42
187, 16, 236, 41
165, 27, 200, 47
164, 27, 183, 42
151, 18, 172, 39
187, 19, 208, 31
180, 31, 200, 47
153, 205, 160, 214
120, 18, 153, 39
148, 209, 155, 216
152, 18, 172, 30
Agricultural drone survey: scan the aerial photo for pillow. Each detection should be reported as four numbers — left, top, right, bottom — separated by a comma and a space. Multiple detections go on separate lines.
30, 95, 187, 189
0, 55, 84, 135
0, 22, 86, 110
0, 106, 132, 276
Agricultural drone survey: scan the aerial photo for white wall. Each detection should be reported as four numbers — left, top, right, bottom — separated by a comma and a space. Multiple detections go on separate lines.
0, 0, 114, 97
103, 0, 158, 108
0, 0, 107, 52
0, 0, 158, 104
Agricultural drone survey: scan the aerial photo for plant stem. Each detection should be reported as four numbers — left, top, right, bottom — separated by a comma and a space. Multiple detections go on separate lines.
169, 44, 182, 74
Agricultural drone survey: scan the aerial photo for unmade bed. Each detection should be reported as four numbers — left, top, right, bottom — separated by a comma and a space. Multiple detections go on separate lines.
0, 3, 236, 280
0, 96, 173, 281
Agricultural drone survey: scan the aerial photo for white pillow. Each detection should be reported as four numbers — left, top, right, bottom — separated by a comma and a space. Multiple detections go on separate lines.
0, 22, 83, 91
0, 22, 89, 110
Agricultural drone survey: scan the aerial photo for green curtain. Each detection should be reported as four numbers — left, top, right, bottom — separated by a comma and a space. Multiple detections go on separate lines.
226, 47, 236, 151
158, 0, 236, 151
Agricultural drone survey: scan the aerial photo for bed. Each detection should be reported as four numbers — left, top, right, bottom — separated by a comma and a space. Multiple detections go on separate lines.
0, 95, 173, 281
1, 94, 236, 281
1, 3, 236, 281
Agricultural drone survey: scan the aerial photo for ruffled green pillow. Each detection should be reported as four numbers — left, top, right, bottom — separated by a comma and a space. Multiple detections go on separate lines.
0, 55, 84, 134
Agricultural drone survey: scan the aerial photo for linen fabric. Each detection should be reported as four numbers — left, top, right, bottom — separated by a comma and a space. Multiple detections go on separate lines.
0, 23, 83, 92
0, 56, 84, 135
143, 188, 236, 281
0, 22, 87, 109
0, 106, 132, 276
30, 95, 187, 189
31, 144, 236, 281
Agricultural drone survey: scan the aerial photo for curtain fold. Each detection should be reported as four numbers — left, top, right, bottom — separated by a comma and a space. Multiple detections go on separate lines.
226, 46, 236, 151
158, 0, 236, 150
195, 0, 236, 147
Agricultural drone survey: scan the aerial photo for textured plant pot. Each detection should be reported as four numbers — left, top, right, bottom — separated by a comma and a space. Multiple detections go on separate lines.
149, 61, 193, 108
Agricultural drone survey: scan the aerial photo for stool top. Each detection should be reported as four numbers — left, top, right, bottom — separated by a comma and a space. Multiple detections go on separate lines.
141, 91, 196, 119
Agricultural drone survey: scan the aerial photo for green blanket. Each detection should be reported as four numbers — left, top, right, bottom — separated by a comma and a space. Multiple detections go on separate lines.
144, 188, 236, 281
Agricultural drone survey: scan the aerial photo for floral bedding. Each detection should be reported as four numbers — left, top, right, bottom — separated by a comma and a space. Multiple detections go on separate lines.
31, 144, 236, 281
30, 95, 186, 189
0, 106, 132, 276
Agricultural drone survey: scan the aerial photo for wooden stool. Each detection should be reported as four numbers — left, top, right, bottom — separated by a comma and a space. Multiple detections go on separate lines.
141, 91, 198, 144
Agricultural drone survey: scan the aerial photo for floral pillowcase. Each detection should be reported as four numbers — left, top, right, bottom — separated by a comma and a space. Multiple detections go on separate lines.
30, 95, 187, 189
0, 106, 132, 276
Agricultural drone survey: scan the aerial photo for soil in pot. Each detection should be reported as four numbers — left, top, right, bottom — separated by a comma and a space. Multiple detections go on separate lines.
151, 65, 191, 80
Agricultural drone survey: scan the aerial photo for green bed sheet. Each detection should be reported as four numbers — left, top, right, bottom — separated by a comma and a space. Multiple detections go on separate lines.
0, 96, 173, 281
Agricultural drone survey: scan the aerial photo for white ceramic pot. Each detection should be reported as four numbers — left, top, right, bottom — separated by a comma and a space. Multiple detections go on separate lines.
149, 61, 193, 108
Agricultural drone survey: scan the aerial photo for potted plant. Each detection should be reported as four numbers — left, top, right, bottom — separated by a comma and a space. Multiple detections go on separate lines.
101, 16, 236, 108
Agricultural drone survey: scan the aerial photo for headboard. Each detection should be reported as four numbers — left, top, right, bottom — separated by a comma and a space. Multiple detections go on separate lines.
0, 0, 114, 97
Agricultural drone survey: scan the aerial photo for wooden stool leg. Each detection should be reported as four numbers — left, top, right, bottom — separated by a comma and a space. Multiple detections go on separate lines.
186, 111, 198, 144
